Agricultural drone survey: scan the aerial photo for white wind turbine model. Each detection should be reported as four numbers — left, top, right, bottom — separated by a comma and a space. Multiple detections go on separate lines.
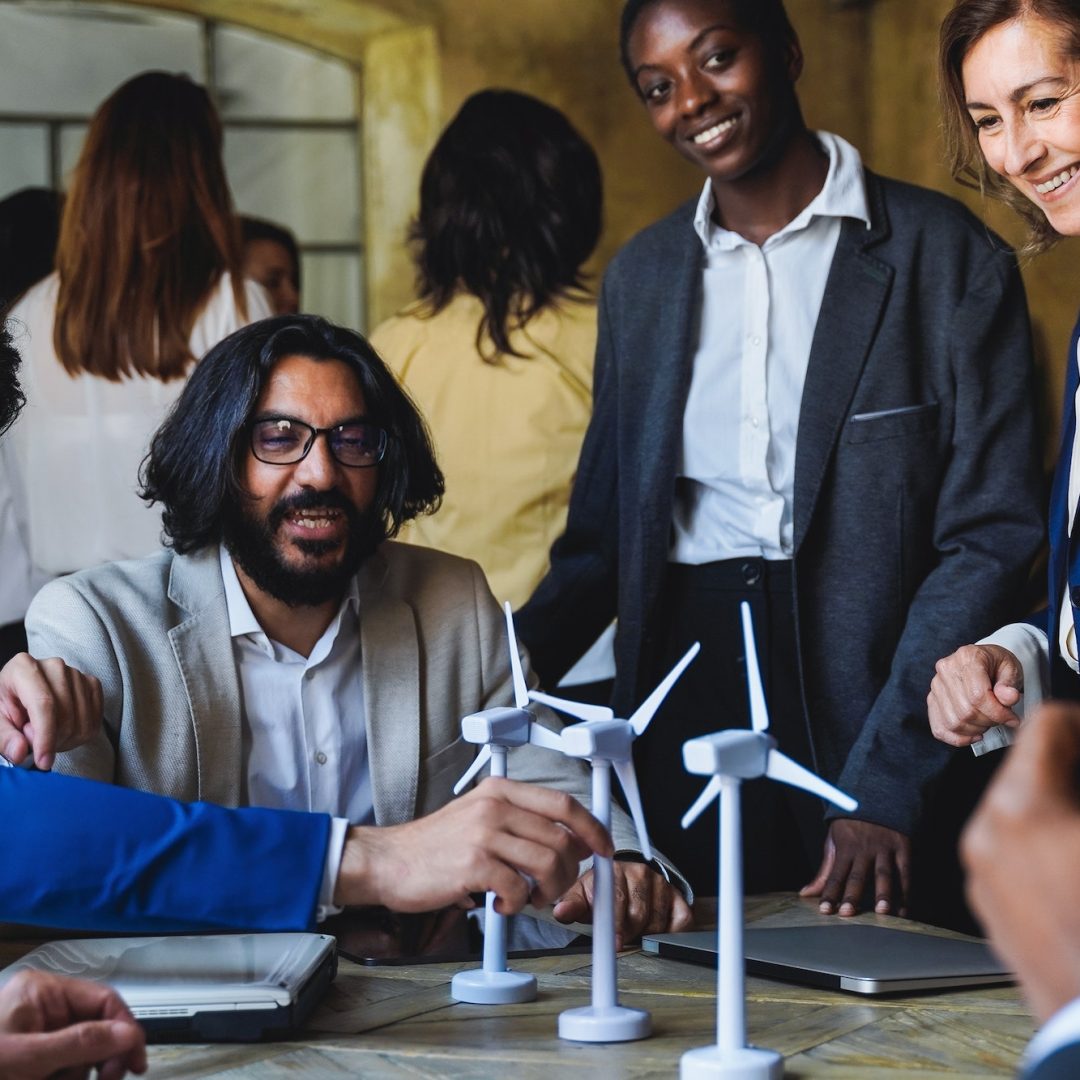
450, 601, 567, 1005
530, 640, 701, 1043
678, 602, 857, 1080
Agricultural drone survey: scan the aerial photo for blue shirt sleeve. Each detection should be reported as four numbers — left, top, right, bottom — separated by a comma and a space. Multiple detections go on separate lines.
0, 769, 330, 933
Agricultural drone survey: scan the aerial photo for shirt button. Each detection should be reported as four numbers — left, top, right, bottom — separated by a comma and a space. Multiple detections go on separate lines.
752, 336, 761, 346
315, 751, 327, 765
305, 671, 315, 681
751, 418, 759, 428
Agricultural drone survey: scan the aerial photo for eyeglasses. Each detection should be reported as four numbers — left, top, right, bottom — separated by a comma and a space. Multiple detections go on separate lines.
249, 417, 388, 468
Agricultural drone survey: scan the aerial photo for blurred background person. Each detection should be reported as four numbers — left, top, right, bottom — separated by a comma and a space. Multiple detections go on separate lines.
241, 214, 301, 315
0, 187, 62, 316
0, 71, 271, 665
370, 89, 602, 609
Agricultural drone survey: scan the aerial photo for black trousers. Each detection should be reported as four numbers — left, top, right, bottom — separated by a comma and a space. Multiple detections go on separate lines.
633, 559, 824, 898
0, 622, 27, 669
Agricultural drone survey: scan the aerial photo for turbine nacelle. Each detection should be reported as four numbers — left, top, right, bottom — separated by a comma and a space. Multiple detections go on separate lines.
683, 730, 776, 780
560, 719, 635, 761
461, 707, 535, 747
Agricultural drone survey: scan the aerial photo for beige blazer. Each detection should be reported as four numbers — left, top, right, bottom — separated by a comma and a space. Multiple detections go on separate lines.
28, 542, 653, 857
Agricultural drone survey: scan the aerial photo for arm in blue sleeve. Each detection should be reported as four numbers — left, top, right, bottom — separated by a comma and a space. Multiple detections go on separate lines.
1, 769, 330, 933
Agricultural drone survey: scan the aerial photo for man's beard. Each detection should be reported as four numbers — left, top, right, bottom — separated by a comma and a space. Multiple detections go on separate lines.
223, 488, 384, 607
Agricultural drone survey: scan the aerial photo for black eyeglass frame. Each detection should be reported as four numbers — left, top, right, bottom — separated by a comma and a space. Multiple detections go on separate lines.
248, 416, 389, 469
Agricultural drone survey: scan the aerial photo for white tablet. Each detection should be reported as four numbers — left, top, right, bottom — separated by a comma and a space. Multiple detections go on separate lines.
1, 932, 336, 1041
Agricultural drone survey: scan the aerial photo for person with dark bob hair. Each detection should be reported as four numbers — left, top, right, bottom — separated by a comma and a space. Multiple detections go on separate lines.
26, 313, 693, 950
517, 0, 1043, 927
371, 89, 603, 608
241, 215, 301, 315
141, 314, 444, 557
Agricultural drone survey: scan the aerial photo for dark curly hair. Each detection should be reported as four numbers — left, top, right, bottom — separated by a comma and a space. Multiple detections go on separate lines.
619, 0, 798, 88
0, 322, 25, 438
409, 89, 602, 361
140, 315, 444, 554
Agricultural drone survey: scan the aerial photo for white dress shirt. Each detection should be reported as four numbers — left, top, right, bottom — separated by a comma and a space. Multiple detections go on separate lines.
220, 546, 361, 913
0, 274, 271, 624
670, 131, 871, 564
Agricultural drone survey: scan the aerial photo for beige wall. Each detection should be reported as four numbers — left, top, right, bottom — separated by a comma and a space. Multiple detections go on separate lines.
98, 0, 1072, 452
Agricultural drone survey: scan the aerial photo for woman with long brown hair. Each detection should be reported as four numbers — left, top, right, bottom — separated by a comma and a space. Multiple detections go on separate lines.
0, 71, 270, 653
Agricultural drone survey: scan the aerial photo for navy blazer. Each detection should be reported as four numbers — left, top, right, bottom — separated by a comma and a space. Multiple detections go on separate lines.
519, 170, 1044, 835
2, 768, 329, 932
1026, 1040, 1080, 1080
1047, 315, 1080, 700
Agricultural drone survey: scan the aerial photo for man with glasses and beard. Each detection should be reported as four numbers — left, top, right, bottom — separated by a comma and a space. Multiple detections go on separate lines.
28, 314, 691, 944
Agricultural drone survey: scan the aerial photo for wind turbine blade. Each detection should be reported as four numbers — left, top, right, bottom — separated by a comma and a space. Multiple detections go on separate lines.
612, 759, 652, 861
765, 750, 858, 813
528, 690, 613, 724
452, 745, 492, 795
528, 723, 565, 753
740, 602, 769, 733
681, 776, 722, 829
504, 602, 530, 710
627, 640, 701, 736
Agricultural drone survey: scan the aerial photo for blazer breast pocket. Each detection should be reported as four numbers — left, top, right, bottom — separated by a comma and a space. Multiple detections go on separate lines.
845, 402, 940, 444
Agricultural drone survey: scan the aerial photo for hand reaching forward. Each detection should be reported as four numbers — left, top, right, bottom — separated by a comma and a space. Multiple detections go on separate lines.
800, 819, 911, 917
962, 702, 1080, 1023
552, 859, 693, 950
0, 653, 103, 770
927, 643, 1022, 748
334, 777, 612, 914
0, 970, 147, 1080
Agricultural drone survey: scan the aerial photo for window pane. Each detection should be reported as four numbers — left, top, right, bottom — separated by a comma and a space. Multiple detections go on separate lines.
214, 26, 357, 122
0, 125, 49, 194
57, 125, 88, 189
225, 128, 360, 245
0, 2, 202, 115
301, 253, 363, 332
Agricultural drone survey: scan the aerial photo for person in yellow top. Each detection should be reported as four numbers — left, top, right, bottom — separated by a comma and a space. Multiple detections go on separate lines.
371, 89, 601, 608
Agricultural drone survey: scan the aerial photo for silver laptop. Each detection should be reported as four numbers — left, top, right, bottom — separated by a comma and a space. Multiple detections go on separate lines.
1, 932, 336, 1041
642, 923, 1014, 994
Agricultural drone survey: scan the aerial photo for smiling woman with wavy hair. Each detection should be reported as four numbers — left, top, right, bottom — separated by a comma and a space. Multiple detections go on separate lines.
0, 71, 272, 633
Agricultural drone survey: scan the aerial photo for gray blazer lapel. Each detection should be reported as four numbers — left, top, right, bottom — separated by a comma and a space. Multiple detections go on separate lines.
357, 552, 420, 826
166, 549, 243, 806
794, 174, 893, 552
636, 218, 704, 613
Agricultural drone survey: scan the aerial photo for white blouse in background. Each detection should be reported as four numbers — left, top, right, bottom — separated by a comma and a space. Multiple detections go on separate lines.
0, 271, 271, 623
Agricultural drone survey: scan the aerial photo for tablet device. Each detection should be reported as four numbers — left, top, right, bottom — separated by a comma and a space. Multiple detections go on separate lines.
642, 923, 1014, 995
1, 932, 336, 1041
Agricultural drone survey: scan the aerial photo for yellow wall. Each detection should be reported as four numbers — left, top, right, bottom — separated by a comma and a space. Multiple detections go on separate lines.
95, 0, 1073, 451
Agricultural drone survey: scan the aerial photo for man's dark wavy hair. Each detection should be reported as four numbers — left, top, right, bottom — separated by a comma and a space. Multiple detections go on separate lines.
0, 322, 26, 437
619, 0, 798, 88
140, 315, 444, 554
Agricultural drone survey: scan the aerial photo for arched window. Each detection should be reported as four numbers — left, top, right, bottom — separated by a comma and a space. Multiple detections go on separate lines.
0, 0, 363, 328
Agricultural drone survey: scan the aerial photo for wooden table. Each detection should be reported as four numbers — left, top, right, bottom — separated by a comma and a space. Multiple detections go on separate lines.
0, 895, 1033, 1078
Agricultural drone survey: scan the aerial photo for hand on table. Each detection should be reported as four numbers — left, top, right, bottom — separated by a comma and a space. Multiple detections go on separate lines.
334, 777, 612, 915
962, 702, 1080, 1023
0, 969, 146, 1080
552, 860, 693, 950
800, 819, 911, 917
927, 643, 1022, 748
0, 653, 103, 770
